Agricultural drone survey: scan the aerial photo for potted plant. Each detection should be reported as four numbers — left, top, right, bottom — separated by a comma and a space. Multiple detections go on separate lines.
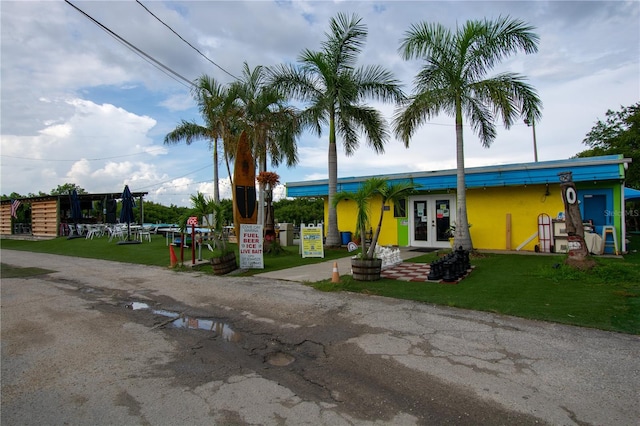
446, 223, 472, 249
334, 177, 417, 281
183, 192, 236, 274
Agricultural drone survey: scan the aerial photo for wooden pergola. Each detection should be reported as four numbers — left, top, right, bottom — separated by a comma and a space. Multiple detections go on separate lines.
0, 191, 148, 238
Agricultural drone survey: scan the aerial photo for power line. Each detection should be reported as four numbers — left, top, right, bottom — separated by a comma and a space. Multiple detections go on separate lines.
0, 147, 169, 162
64, 0, 194, 88
135, 0, 239, 81
134, 163, 213, 191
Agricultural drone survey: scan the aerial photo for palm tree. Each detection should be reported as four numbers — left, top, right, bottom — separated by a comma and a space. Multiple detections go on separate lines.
165, 75, 238, 203
394, 17, 542, 250
268, 13, 404, 247
369, 180, 418, 257
230, 62, 301, 227
334, 177, 417, 259
187, 191, 231, 255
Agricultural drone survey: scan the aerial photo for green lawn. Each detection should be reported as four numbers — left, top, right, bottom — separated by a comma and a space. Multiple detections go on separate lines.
2, 233, 638, 335
0, 234, 352, 272
313, 251, 640, 334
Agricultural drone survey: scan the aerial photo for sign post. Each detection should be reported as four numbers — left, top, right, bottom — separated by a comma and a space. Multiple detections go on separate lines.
187, 216, 198, 265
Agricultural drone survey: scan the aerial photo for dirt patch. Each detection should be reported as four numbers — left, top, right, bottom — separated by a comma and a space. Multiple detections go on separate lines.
1, 263, 56, 278
564, 257, 597, 270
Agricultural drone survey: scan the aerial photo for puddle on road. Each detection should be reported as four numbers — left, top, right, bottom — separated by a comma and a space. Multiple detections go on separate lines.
125, 302, 240, 342
265, 351, 295, 366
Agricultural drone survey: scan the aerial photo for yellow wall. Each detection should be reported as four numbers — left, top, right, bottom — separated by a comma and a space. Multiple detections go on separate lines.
325, 183, 577, 250
466, 185, 564, 250
327, 197, 399, 246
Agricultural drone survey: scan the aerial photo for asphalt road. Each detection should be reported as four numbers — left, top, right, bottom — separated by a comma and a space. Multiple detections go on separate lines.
1, 249, 638, 425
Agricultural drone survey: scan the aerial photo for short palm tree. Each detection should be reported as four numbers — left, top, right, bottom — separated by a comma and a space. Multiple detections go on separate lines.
184, 191, 230, 255
269, 13, 404, 247
394, 17, 542, 250
334, 177, 417, 259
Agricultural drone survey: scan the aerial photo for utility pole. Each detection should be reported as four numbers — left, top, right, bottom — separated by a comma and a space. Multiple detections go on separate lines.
524, 118, 539, 162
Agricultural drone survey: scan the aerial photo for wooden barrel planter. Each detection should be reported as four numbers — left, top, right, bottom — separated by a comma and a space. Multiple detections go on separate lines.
351, 258, 382, 281
211, 252, 237, 275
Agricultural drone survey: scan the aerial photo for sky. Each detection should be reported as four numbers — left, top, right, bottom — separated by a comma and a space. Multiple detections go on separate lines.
1, 1, 638, 207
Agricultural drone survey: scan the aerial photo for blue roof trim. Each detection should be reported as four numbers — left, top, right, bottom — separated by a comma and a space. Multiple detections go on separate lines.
286, 155, 628, 197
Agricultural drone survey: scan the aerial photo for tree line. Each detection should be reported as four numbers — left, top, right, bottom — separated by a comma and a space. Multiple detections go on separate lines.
1, 183, 324, 228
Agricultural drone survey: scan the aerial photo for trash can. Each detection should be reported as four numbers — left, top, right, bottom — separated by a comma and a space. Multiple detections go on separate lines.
340, 231, 352, 246
279, 223, 294, 246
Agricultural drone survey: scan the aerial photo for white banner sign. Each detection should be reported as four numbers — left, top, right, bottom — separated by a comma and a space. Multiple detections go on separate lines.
239, 224, 264, 269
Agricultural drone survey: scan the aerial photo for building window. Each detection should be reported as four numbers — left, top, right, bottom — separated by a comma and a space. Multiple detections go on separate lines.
394, 199, 407, 218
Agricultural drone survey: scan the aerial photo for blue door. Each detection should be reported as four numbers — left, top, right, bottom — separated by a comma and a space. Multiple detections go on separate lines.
583, 194, 607, 234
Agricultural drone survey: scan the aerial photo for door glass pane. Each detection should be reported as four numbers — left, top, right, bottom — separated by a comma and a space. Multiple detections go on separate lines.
435, 200, 451, 242
413, 201, 428, 241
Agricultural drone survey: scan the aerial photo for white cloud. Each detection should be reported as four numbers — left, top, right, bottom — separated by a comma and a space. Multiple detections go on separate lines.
159, 93, 195, 112
1, 96, 165, 196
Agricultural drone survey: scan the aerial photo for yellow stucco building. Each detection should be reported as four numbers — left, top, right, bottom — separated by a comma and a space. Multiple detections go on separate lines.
287, 155, 631, 254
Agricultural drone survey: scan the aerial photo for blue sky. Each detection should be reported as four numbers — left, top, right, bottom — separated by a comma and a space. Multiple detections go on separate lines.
1, 1, 638, 207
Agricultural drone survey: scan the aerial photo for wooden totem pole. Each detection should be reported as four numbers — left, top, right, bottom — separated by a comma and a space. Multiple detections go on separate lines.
559, 171, 589, 260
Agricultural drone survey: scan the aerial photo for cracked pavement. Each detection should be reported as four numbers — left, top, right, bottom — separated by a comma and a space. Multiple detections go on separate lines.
1, 249, 638, 425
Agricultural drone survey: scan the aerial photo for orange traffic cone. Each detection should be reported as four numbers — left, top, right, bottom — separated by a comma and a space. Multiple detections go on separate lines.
169, 245, 178, 268
331, 261, 340, 283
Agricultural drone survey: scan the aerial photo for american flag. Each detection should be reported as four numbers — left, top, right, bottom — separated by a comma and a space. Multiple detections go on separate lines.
10, 199, 21, 218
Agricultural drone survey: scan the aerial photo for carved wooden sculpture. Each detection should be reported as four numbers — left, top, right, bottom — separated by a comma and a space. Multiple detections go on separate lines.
559, 172, 589, 260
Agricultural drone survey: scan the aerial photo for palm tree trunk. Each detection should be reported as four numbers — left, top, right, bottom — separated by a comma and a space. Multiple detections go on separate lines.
224, 147, 233, 188
257, 157, 266, 230
326, 114, 341, 247
213, 138, 220, 203
366, 203, 385, 258
454, 102, 473, 251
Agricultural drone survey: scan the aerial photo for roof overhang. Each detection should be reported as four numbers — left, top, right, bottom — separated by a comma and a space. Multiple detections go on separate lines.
286, 155, 631, 198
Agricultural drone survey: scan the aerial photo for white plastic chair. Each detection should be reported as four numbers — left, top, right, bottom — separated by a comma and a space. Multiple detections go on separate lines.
85, 225, 103, 239
107, 225, 125, 242
67, 224, 78, 237
138, 226, 152, 242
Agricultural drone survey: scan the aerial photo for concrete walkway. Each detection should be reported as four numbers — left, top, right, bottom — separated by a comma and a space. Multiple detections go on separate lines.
254, 246, 425, 282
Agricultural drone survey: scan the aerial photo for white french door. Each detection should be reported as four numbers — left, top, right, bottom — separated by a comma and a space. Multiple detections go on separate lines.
409, 196, 455, 248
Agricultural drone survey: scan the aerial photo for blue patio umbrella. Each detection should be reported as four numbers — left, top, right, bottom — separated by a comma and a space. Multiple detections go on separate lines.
119, 185, 138, 243
70, 189, 82, 220
68, 189, 83, 239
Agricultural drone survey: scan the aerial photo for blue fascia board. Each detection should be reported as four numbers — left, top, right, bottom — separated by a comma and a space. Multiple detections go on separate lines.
286, 155, 628, 197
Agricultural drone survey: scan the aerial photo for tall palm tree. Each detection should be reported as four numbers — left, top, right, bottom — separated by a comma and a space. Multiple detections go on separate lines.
268, 13, 404, 247
230, 62, 301, 227
165, 75, 238, 203
394, 17, 542, 250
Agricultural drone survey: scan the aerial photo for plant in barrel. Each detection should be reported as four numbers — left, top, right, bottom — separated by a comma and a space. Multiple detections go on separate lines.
334, 177, 417, 280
